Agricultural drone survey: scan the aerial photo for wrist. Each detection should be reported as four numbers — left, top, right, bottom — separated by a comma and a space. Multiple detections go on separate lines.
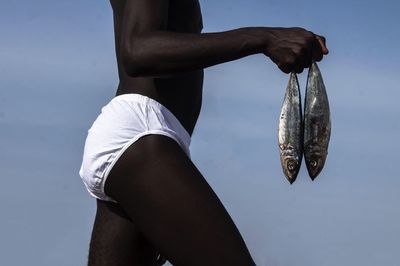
237, 27, 270, 55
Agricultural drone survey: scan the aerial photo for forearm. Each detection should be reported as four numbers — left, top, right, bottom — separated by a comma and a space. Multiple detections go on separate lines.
123, 27, 269, 77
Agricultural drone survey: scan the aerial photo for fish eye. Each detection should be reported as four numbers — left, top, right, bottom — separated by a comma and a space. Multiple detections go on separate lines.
287, 160, 298, 172
310, 160, 318, 168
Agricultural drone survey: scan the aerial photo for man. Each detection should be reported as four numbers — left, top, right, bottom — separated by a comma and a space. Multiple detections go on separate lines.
79, 0, 328, 265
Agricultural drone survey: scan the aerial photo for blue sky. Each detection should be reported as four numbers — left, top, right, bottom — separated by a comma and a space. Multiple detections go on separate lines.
1, 0, 399, 265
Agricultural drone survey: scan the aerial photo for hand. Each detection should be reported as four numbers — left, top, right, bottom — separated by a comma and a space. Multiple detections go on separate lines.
264, 27, 329, 74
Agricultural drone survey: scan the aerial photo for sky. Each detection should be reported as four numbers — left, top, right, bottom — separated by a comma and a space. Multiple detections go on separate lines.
1, 0, 399, 265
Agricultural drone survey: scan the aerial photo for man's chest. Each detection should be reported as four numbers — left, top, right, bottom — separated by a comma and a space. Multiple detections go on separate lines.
167, 0, 203, 33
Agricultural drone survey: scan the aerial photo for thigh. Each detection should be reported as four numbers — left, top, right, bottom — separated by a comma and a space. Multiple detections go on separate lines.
88, 199, 165, 266
104, 135, 256, 266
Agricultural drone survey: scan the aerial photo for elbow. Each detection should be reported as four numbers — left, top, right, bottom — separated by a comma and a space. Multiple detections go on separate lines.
122, 47, 144, 77
122, 42, 159, 77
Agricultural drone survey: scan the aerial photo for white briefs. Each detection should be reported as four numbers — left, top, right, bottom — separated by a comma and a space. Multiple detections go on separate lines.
79, 93, 191, 202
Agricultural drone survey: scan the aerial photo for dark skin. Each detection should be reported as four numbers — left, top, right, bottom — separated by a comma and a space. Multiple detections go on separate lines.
88, 1, 328, 265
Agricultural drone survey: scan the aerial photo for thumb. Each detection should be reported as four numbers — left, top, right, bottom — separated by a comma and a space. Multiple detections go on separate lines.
316, 35, 329, 54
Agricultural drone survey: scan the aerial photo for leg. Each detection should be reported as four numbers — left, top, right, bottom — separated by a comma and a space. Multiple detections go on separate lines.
88, 199, 166, 266
104, 135, 256, 266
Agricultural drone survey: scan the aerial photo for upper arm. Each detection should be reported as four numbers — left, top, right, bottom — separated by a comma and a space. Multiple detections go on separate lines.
120, 0, 169, 58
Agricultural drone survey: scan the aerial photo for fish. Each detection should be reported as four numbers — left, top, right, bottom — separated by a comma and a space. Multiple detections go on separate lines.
278, 72, 303, 184
303, 62, 331, 180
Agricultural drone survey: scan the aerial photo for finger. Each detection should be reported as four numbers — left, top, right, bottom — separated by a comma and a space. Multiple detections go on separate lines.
292, 50, 304, 73
278, 62, 291, 74
304, 44, 313, 68
295, 46, 311, 71
294, 56, 306, 73
304, 55, 312, 68
316, 35, 329, 54
312, 37, 323, 62
273, 56, 291, 74
293, 65, 304, 74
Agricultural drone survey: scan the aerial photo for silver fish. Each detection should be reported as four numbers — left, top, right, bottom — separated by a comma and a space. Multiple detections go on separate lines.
304, 62, 331, 180
278, 72, 303, 184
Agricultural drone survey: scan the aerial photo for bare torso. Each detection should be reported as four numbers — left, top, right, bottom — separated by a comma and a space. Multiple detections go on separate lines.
110, 0, 204, 136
